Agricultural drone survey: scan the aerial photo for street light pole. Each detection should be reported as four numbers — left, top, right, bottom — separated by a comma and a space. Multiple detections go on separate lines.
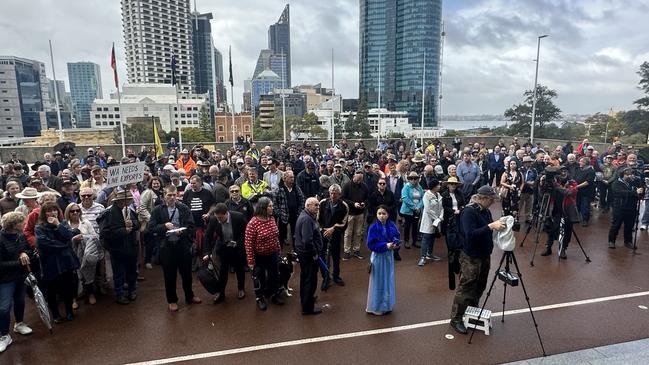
530, 34, 548, 145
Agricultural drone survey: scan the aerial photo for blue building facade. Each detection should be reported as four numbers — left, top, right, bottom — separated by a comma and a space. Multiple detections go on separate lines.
251, 70, 283, 110
192, 12, 219, 115
359, 0, 442, 128
67, 62, 102, 128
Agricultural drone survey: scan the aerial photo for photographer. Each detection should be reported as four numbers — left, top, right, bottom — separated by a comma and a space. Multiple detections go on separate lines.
449, 186, 505, 334
540, 166, 579, 259
608, 167, 644, 249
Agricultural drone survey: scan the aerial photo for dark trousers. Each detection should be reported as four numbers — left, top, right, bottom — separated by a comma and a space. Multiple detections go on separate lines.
252, 253, 280, 299
279, 214, 298, 246
110, 251, 138, 298
547, 216, 573, 249
489, 169, 503, 187
608, 209, 636, 244
577, 193, 592, 222
598, 181, 610, 210
320, 235, 342, 280
402, 214, 420, 244
0, 279, 26, 335
45, 270, 77, 318
219, 246, 246, 292
298, 255, 319, 313
160, 242, 194, 303
143, 231, 159, 264
450, 252, 490, 321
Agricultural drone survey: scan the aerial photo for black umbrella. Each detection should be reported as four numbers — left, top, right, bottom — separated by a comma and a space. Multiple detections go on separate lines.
24, 266, 53, 334
52, 141, 76, 155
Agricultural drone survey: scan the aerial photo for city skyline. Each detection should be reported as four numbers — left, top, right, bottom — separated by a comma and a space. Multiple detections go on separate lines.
1, 0, 647, 117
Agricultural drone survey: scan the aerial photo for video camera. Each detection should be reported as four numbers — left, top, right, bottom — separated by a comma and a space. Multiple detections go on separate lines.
539, 165, 561, 193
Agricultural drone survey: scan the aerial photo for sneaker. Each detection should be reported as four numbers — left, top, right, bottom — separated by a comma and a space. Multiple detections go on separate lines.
13, 322, 32, 335
353, 251, 364, 260
608, 242, 616, 249
128, 293, 137, 302
640, 225, 647, 231
333, 276, 345, 286
342, 252, 351, 261
417, 257, 426, 266
256, 298, 268, 311
0, 335, 12, 353
145, 263, 153, 269
426, 255, 442, 261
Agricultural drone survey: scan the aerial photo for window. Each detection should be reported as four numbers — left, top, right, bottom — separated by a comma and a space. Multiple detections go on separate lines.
218, 136, 224, 142
244, 125, 250, 132
101, 114, 107, 118
7, 126, 12, 129
114, 107, 119, 111
218, 125, 224, 132
95, 114, 100, 118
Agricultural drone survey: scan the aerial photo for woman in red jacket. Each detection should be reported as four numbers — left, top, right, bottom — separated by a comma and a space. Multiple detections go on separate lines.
244, 197, 283, 311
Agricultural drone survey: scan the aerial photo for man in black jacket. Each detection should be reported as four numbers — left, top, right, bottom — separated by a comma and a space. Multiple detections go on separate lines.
225, 185, 253, 222
297, 161, 320, 198
203, 203, 247, 302
342, 170, 369, 260
150, 185, 202, 311
608, 167, 644, 249
100, 190, 140, 305
449, 186, 505, 335
294, 197, 324, 315
183, 175, 215, 269
318, 184, 349, 290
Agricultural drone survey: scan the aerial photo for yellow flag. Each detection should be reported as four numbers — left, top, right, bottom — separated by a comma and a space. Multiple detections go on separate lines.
153, 121, 164, 157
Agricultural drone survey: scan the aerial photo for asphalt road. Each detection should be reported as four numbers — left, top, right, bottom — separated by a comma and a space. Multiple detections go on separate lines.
3, 208, 649, 365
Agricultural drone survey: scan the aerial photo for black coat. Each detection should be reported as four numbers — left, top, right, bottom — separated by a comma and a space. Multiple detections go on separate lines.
203, 211, 247, 257
150, 202, 196, 248
225, 198, 253, 222
101, 205, 141, 256
368, 189, 397, 222
0, 231, 33, 283
36, 223, 80, 281
318, 199, 349, 243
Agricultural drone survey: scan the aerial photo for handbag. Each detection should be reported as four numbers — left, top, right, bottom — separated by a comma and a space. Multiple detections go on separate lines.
499, 186, 509, 199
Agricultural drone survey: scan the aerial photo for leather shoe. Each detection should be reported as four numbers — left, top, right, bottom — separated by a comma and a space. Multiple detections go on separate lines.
540, 246, 552, 256
394, 251, 402, 261
237, 290, 246, 300
188, 296, 202, 304
213, 293, 225, 304
168, 303, 179, 312
333, 277, 345, 286
624, 242, 634, 249
303, 307, 323, 315
256, 298, 267, 311
271, 295, 285, 305
321, 277, 331, 291
559, 248, 567, 259
117, 296, 130, 305
451, 320, 468, 335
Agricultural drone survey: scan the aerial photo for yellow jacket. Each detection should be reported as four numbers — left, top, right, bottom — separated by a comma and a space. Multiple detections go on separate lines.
241, 179, 270, 199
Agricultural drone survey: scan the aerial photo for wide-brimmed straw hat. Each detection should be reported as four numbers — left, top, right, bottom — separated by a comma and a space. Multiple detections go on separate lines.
15, 187, 42, 200
445, 176, 462, 185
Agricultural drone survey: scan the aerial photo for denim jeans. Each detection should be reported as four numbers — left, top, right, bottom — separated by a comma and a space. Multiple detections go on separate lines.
0, 279, 27, 336
420, 233, 436, 258
576, 193, 592, 223
641, 200, 649, 225
110, 251, 138, 299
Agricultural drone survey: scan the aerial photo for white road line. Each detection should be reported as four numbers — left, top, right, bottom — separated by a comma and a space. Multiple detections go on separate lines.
125, 291, 649, 365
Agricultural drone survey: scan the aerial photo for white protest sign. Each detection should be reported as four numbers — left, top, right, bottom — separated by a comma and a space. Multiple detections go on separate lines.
106, 161, 146, 188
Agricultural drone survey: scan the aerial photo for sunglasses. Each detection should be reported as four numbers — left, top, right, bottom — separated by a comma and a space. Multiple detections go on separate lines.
81, 194, 93, 198
377, 182, 386, 185
230, 190, 240, 193
69, 210, 81, 213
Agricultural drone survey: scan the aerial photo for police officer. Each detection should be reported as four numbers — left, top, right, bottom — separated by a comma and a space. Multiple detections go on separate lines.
541, 166, 579, 259
608, 167, 644, 249
449, 186, 505, 334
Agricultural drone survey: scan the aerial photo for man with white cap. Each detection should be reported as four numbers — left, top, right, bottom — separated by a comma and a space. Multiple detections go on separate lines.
175, 149, 196, 177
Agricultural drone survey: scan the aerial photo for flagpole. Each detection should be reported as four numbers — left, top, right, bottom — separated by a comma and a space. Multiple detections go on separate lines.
331, 48, 335, 147
111, 42, 126, 158
377, 49, 381, 146
228, 46, 235, 147
152, 116, 156, 155
48, 40, 64, 142
420, 50, 426, 148
175, 83, 183, 151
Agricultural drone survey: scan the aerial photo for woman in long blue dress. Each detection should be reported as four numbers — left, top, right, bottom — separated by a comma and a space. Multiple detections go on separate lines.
366, 205, 400, 315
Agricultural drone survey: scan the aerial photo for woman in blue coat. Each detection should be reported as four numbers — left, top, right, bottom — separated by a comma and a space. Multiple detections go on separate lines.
366, 206, 400, 315
36, 202, 80, 322
399, 171, 424, 248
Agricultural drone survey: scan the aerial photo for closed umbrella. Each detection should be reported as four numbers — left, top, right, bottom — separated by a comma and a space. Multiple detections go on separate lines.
24, 266, 53, 334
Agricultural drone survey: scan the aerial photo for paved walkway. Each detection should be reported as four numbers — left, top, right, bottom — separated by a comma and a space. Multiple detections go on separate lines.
506, 338, 649, 365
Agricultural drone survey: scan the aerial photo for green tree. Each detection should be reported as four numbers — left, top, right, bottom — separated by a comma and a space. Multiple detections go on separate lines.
634, 61, 649, 110
198, 105, 215, 141
504, 85, 561, 138
351, 98, 372, 138
181, 127, 210, 143
583, 113, 623, 143
333, 112, 346, 139
114, 123, 168, 144
291, 112, 327, 139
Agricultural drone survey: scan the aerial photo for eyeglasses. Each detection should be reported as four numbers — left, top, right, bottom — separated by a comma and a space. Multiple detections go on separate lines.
80, 194, 93, 198
230, 190, 240, 193
69, 210, 81, 213
377, 182, 386, 185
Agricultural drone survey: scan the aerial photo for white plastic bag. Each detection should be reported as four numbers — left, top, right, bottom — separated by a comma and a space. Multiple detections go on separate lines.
493, 215, 515, 251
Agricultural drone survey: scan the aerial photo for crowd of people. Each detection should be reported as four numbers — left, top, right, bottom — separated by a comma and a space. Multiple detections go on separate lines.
0, 135, 647, 352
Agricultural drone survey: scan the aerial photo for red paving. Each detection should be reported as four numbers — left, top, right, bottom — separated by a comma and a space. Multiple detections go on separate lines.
3, 208, 649, 365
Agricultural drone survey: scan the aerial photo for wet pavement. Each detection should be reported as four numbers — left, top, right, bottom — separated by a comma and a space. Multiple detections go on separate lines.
3, 207, 649, 365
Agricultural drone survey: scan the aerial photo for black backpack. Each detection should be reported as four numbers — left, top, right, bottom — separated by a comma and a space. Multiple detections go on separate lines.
95, 208, 112, 250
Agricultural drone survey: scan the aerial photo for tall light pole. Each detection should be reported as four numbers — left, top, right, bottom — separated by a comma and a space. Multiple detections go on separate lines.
530, 34, 548, 145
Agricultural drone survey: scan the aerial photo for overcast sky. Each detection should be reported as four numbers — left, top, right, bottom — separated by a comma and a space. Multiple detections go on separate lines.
1, 0, 648, 116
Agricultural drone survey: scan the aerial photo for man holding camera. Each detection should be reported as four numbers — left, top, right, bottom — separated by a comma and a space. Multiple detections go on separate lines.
450, 186, 505, 334
541, 166, 579, 259
609, 167, 644, 249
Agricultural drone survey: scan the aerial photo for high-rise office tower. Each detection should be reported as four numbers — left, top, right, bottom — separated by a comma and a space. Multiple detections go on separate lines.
252, 49, 287, 87
48, 79, 72, 112
213, 47, 226, 109
359, 0, 442, 128
268, 4, 291, 87
191, 12, 217, 114
67, 62, 102, 128
121, 0, 194, 92
0, 56, 50, 138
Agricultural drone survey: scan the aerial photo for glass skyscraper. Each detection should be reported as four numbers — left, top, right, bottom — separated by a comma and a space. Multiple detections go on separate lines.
359, 0, 442, 128
268, 4, 291, 87
192, 12, 217, 115
67, 62, 102, 128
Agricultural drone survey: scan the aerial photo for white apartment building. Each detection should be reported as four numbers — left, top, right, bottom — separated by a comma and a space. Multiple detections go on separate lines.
340, 108, 446, 138
121, 0, 194, 93
90, 84, 206, 132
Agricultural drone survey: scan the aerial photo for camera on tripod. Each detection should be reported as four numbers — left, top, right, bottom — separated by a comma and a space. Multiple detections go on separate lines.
497, 270, 519, 286
540, 166, 560, 193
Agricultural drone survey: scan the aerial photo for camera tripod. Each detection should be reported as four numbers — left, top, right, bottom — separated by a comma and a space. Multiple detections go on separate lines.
519, 192, 550, 266
556, 217, 591, 263
630, 197, 648, 255
468, 250, 546, 357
